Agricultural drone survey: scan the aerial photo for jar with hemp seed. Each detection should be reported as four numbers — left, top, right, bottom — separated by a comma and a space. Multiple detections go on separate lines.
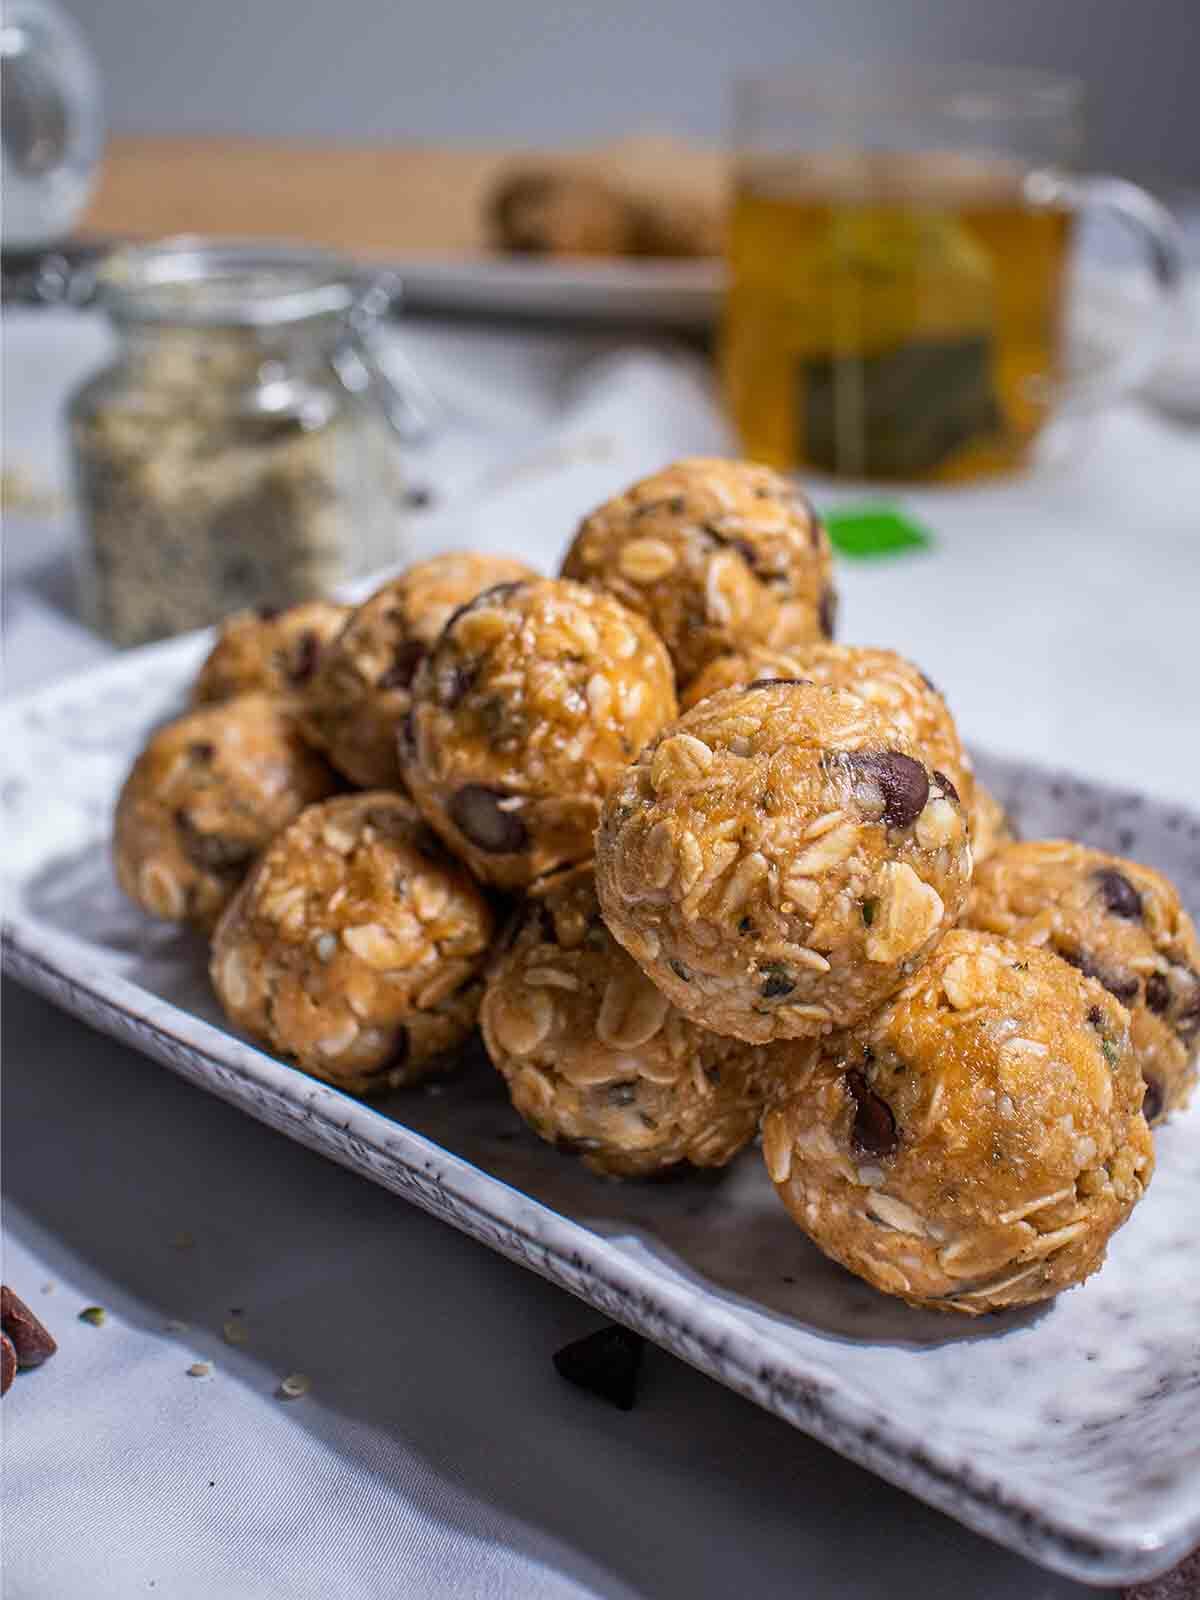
68, 239, 415, 646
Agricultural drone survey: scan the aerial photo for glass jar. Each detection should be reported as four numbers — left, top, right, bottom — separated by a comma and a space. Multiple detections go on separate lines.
68, 239, 416, 646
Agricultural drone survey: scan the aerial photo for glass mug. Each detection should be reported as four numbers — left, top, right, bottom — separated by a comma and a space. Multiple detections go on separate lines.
722, 66, 1183, 483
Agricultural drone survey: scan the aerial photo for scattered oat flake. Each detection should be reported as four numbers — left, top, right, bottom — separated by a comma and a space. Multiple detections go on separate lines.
187, 1362, 213, 1379
171, 1231, 195, 1250
222, 1319, 248, 1346
278, 1373, 310, 1400
78, 1306, 107, 1327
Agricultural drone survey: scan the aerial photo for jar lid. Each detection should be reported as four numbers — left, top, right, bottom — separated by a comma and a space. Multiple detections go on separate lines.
94, 237, 366, 327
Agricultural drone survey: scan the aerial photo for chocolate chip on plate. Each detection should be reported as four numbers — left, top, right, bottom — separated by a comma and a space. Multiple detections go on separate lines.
449, 786, 528, 854
1, 1286, 58, 1370
1094, 868, 1143, 921
845, 1069, 898, 1158
1122, 1542, 1200, 1600
553, 1322, 644, 1411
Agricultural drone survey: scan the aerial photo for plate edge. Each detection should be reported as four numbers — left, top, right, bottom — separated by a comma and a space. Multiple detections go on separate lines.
4, 921, 1196, 1586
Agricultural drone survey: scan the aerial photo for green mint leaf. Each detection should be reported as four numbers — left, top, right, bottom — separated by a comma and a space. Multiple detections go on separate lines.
822, 504, 933, 560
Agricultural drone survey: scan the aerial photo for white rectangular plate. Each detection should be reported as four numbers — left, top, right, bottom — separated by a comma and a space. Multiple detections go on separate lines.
4, 631, 1199, 1586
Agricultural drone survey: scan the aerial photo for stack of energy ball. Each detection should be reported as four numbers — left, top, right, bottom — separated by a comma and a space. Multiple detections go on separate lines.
114, 459, 1198, 1316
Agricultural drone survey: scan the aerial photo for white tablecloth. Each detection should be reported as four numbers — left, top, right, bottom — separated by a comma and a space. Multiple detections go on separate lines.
6, 304, 1198, 1599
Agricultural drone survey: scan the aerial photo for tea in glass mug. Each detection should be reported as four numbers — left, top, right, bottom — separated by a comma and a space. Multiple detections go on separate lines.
723, 68, 1181, 482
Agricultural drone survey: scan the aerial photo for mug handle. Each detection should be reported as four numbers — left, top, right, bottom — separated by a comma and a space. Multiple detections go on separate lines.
332, 270, 441, 444
1037, 172, 1186, 413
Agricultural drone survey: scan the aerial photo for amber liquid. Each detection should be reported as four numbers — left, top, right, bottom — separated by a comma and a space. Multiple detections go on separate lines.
723, 153, 1075, 482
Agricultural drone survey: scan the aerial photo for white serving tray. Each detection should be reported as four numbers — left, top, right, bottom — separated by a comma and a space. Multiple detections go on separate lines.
3, 630, 1198, 1586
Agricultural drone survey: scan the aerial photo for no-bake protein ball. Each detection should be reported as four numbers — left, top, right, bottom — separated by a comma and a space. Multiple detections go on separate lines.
191, 601, 351, 706
301, 552, 538, 790
481, 869, 772, 1177
682, 642, 975, 823
489, 169, 642, 256
964, 840, 1200, 1123
114, 693, 339, 930
762, 931, 1155, 1313
561, 458, 835, 689
211, 793, 493, 1093
596, 681, 971, 1044
405, 577, 676, 890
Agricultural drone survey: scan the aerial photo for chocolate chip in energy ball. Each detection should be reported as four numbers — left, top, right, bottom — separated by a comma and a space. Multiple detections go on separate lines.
759, 963, 796, 999
174, 813, 257, 875
286, 630, 321, 687
1, 1285, 58, 1369
1094, 868, 1144, 921
847, 751, 930, 830
819, 583, 838, 639
1177, 980, 1200, 1039
932, 768, 960, 806
1142, 1075, 1164, 1124
376, 638, 425, 691
448, 786, 529, 854
1144, 972, 1171, 1016
437, 660, 478, 710
845, 1070, 898, 1158
384, 1024, 410, 1071
553, 1322, 644, 1411
439, 580, 529, 643
1058, 947, 1141, 1006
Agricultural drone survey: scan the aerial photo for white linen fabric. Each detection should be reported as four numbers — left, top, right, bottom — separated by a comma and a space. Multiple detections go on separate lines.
7, 302, 1197, 1598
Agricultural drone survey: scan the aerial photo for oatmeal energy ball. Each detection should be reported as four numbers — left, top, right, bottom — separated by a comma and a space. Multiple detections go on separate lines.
301, 552, 538, 790
211, 794, 493, 1094
405, 577, 676, 890
762, 931, 1154, 1314
964, 840, 1200, 1123
596, 681, 970, 1044
489, 169, 643, 256
561, 458, 835, 689
481, 870, 772, 1177
114, 693, 339, 930
191, 600, 350, 705
683, 642, 976, 825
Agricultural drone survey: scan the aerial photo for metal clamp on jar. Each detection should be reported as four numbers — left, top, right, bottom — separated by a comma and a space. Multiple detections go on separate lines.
68, 238, 431, 646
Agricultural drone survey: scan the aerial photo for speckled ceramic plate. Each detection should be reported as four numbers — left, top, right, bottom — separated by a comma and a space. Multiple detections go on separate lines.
3, 633, 1198, 1587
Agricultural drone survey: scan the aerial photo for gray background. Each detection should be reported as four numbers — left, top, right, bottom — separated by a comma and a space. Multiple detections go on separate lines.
60, 0, 1199, 184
